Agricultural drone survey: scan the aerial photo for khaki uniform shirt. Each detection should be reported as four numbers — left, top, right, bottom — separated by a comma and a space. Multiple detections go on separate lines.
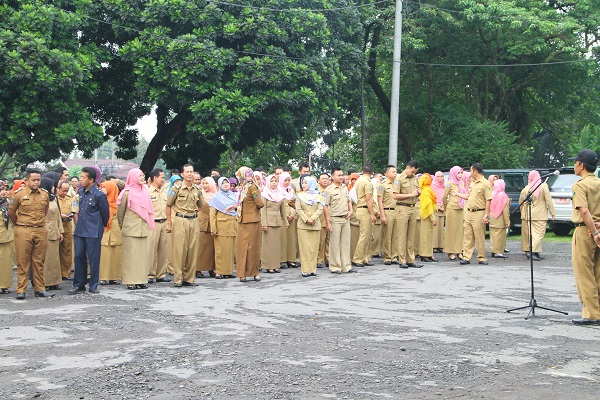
166, 183, 205, 215
57, 194, 76, 233
296, 200, 323, 231
148, 185, 167, 220
45, 199, 64, 241
261, 199, 288, 228
519, 183, 555, 221
209, 208, 237, 236
238, 183, 264, 223
379, 178, 398, 209
489, 202, 510, 228
397, 172, 419, 205
0, 212, 14, 243
355, 176, 373, 208
9, 187, 49, 226
117, 192, 149, 238
466, 178, 493, 210
572, 173, 600, 224
442, 183, 461, 210
323, 183, 350, 219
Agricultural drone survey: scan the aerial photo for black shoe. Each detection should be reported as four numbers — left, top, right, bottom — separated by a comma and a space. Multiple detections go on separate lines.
459, 259, 470, 265
531, 254, 542, 261
383, 261, 392, 265
156, 277, 171, 283
310, 273, 317, 277
492, 253, 507, 259
407, 263, 423, 268
346, 268, 359, 273
254, 276, 261, 282
196, 272, 205, 278
301, 273, 310, 277
174, 283, 182, 287
364, 262, 374, 266
182, 281, 199, 287
351, 262, 365, 267
62, 277, 70, 281
478, 261, 488, 265
273, 269, 281, 273
147, 278, 156, 284
127, 285, 136, 290
89, 289, 100, 294
280, 263, 289, 269
534, 252, 545, 260
34, 291, 55, 298
67, 287, 86, 295
16, 292, 25, 300
317, 263, 325, 269
100, 280, 108, 285
572, 317, 600, 325
391, 260, 399, 265
135, 284, 148, 289
208, 270, 217, 278
504, 249, 510, 253
108, 280, 119, 285
399, 264, 409, 269
420, 257, 437, 263
330, 270, 342, 274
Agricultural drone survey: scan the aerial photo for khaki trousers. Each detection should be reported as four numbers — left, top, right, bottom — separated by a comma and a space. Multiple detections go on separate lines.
381, 209, 398, 262
396, 205, 418, 264
572, 226, 600, 320
419, 218, 434, 258
298, 228, 319, 274
521, 220, 546, 253
171, 216, 199, 284
350, 224, 359, 262
15, 226, 48, 293
462, 210, 487, 261
370, 223, 382, 256
148, 221, 168, 279
317, 227, 329, 264
328, 217, 352, 272
166, 233, 174, 274
0, 242, 13, 289
489, 227, 507, 254
284, 219, 298, 262
60, 222, 73, 279
433, 212, 445, 249
352, 208, 372, 264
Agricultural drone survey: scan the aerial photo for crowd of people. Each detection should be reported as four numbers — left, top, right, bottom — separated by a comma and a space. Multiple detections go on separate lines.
1, 150, 599, 326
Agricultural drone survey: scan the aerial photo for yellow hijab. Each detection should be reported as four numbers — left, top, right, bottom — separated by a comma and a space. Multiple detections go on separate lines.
419, 173, 436, 219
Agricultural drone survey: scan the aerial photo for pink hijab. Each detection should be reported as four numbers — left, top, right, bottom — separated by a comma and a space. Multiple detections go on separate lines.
201, 177, 217, 203
528, 170, 542, 198
278, 172, 295, 200
117, 169, 155, 229
262, 174, 285, 202
490, 179, 510, 219
431, 171, 446, 207
458, 171, 471, 209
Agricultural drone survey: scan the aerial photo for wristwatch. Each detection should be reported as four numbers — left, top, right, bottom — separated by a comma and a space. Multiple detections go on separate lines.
593, 231, 600, 237
484, 215, 489, 219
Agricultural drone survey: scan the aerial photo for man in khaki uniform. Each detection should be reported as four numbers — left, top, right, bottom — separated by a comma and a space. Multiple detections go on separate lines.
8, 169, 54, 299
317, 172, 331, 268
167, 164, 206, 287
291, 163, 310, 194
570, 149, 600, 325
393, 160, 422, 268
323, 168, 357, 274
148, 169, 171, 283
57, 180, 78, 280
379, 165, 400, 265
352, 163, 376, 267
370, 175, 383, 258
458, 163, 492, 265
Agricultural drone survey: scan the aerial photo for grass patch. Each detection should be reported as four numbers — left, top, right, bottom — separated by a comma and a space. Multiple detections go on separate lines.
507, 230, 573, 243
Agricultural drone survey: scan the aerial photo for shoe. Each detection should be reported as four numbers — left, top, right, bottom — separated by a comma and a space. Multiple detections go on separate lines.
0, 288, 9, 294
534, 252, 545, 260
208, 270, 217, 278
492, 253, 507, 259
280, 263, 289, 269
182, 281, 199, 287
287, 262, 298, 268
215, 274, 224, 279
147, 278, 156, 284
34, 291, 55, 298
16, 292, 25, 300
67, 287, 86, 295
273, 269, 281, 273
384, 261, 392, 265
89, 289, 100, 294
127, 285, 136, 290
504, 249, 510, 253
407, 263, 423, 268
301, 273, 310, 277
399, 264, 409, 269
420, 257, 437, 263
174, 283, 182, 287
100, 280, 108, 286
478, 261, 488, 265
351, 262, 365, 267
266, 269, 274, 274
448, 254, 457, 261
317, 263, 325, 269
330, 270, 342, 274
459, 259, 470, 265
156, 277, 171, 283
196, 272, 205, 278
135, 284, 149, 289
108, 280, 119, 285
365, 262, 374, 266
239, 277, 247, 282
531, 254, 542, 261
391, 260, 400, 265
371, 254, 381, 258
310, 273, 317, 277
572, 317, 600, 325
254, 276, 261, 282
62, 277, 71, 281
346, 269, 359, 273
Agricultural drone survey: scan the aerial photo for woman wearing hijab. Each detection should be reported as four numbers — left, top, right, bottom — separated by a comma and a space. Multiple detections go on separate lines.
228, 178, 238, 192
235, 166, 264, 282
209, 177, 238, 278
40, 177, 64, 290
442, 166, 464, 260
166, 175, 182, 276
296, 175, 324, 277
99, 181, 123, 285
347, 172, 361, 259
261, 174, 289, 274
0, 181, 15, 294
197, 177, 217, 278
490, 179, 511, 259
10, 179, 25, 193
279, 172, 298, 269
431, 171, 446, 253
117, 169, 155, 289
418, 174, 438, 262
519, 170, 556, 261
488, 175, 499, 186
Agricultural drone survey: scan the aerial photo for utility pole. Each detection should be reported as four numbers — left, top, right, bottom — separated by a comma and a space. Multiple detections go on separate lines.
388, 0, 403, 166
361, 82, 367, 168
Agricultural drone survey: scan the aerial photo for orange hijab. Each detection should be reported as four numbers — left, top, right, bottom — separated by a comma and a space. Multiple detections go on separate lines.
101, 181, 119, 231
419, 173, 437, 219
11, 179, 25, 193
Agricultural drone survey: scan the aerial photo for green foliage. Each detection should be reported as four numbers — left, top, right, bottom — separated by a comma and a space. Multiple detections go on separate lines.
568, 123, 600, 157
67, 165, 83, 180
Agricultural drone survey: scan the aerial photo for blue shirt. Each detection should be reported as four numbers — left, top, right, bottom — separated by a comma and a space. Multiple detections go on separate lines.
74, 185, 110, 239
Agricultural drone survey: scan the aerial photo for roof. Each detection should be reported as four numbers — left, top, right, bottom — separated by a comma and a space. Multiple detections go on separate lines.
64, 159, 139, 180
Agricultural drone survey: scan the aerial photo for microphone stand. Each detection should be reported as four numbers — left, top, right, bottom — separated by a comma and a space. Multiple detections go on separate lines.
506, 177, 568, 319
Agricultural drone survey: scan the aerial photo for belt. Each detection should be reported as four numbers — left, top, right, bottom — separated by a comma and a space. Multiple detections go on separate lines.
357, 205, 368, 208
467, 208, 485, 212
16, 224, 43, 228
154, 218, 167, 223
175, 213, 198, 219
396, 202, 415, 207
574, 222, 586, 227
332, 215, 348, 218
383, 207, 395, 210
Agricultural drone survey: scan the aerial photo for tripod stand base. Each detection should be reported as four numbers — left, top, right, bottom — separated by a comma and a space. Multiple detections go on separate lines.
507, 298, 568, 319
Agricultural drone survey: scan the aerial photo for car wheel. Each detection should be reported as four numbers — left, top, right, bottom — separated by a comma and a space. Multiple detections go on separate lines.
551, 224, 572, 236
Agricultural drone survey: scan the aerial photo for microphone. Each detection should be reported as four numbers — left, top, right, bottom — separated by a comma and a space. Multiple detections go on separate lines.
539, 170, 560, 179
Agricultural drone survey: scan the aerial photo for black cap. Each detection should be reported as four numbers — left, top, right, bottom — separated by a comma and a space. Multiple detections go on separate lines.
575, 149, 598, 168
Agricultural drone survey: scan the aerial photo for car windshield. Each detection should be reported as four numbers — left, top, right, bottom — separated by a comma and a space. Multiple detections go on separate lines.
548, 174, 579, 191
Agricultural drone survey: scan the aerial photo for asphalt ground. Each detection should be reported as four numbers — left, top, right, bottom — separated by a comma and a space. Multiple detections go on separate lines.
1, 240, 599, 400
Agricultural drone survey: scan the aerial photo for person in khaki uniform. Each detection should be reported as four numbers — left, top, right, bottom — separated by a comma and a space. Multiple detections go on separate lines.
352, 163, 376, 267
57, 180, 77, 280
279, 171, 298, 268
570, 149, 600, 325
166, 174, 182, 276
442, 166, 464, 260
296, 175, 324, 277
197, 177, 217, 278
118, 169, 154, 290
379, 166, 400, 265
147, 169, 170, 283
323, 168, 358, 274
393, 160, 422, 268
370, 176, 383, 258
431, 171, 446, 253
167, 165, 205, 287
210, 177, 238, 278
489, 179, 510, 258
99, 181, 122, 285
456, 163, 492, 265
418, 174, 438, 262
317, 173, 331, 268
235, 167, 264, 282
519, 170, 556, 261
347, 173, 361, 259
261, 174, 289, 273
8, 169, 54, 299
40, 178, 64, 291
0, 181, 15, 293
